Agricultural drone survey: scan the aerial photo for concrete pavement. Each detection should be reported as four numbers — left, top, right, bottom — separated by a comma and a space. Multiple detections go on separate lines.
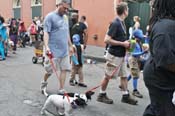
0, 46, 149, 116
83, 45, 106, 63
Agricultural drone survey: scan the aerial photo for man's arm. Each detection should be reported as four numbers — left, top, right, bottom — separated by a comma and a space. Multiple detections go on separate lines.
68, 36, 73, 55
104, 34, 130, 48
83, 29, 88, 49
44, 32, 50, 53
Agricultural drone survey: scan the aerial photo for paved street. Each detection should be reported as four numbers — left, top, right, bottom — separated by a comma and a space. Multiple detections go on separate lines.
0, 46, 149, 116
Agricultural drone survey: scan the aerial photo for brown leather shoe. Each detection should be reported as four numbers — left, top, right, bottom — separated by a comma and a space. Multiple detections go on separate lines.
97, 93, 113, 104
121, 94, 138, 105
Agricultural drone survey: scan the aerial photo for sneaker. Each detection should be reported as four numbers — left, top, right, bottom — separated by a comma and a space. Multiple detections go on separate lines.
40, 81, 48, 94
69, 80, 75, 86
97, 93, 113, 104
78, 83, 87, 87
132, 90, 143, 98
58, 89, 66, 94
121, 94, 138, 105
41, 81, 48, 90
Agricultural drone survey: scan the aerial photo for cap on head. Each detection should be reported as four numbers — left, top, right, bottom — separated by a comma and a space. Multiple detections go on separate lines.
133, 29, 144, 40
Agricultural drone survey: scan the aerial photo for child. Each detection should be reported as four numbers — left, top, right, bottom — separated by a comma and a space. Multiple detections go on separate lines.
127, 29, 148, 98
69, 34, 87, 87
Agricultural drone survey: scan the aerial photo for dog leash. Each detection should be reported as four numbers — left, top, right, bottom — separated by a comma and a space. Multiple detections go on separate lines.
64, 93, 71, 103
85, 59, 124, 94
47, 52, 64, 90
47, 52, 71, 103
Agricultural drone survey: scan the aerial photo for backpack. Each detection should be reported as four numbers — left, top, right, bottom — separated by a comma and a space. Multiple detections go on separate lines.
30, 24, 37, 35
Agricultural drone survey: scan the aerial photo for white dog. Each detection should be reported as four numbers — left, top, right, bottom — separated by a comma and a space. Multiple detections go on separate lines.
41, 91, 94, 116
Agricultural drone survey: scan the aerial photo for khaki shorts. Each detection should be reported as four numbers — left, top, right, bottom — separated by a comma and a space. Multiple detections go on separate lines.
44, 55, 71, 74
105, 53, 127, 79
128, 56, 140, 78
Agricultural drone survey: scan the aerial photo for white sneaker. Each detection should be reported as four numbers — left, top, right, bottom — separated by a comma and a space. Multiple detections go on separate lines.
58, 89, 66, 94
40, 81, 49, 97
40, 81, 48, 92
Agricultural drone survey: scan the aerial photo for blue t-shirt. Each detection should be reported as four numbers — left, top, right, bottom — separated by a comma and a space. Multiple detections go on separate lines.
44, 11, 69, 58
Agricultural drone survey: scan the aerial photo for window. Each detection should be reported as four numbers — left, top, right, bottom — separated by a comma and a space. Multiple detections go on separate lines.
13, 0, 21, 8
31, 0, 42, 6
56, 0, 61, 4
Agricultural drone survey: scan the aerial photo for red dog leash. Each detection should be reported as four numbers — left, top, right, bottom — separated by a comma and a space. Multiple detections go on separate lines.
85, 59, 124, 93
47, 52, 70, 103
47, 52, 64, 89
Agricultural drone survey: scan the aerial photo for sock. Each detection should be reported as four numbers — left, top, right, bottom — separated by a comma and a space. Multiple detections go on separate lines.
127, 75, 132, 81
100, 90, 106, 94
122, 91, 129, 95
133, 78, 138, 91
59, 89, 66, 94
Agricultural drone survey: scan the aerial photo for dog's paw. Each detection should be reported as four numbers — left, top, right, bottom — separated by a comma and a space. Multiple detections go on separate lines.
40, 110, 46, 115
58, 112, 65, 116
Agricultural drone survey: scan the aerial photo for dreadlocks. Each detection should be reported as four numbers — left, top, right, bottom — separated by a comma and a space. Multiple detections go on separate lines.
149, 0, 175, 28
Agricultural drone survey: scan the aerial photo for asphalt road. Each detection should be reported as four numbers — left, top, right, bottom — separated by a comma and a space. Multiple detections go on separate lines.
0, 46, 150, 116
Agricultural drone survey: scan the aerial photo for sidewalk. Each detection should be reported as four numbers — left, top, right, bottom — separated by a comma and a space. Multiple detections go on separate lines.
83, 45, 106, 63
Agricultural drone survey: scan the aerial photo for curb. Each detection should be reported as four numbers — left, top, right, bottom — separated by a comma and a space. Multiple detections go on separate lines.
83, 54, 106, 63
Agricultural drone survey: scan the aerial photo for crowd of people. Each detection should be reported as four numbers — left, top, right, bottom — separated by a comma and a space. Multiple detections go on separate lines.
0, 15, 44, 61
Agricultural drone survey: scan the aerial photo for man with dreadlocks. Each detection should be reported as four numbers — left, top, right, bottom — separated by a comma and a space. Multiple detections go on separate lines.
143, 0, 175, 116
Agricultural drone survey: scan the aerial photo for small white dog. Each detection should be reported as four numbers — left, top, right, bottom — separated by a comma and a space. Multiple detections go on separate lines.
41, 91, 94, 116
8, 40, 14, 51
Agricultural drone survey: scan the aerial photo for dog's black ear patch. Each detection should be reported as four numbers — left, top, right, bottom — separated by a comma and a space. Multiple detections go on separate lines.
86, 91, 95, 100
75, 98, 87, 107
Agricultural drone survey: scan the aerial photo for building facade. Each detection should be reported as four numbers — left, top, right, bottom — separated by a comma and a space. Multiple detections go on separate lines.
0, 0, 71, 26
72, 0, 122, 46
72, 0, 150, 46
0, 0, 150, 46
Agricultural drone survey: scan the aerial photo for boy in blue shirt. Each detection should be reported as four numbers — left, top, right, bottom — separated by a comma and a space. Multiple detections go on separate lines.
69, 34, 87, 87
127, 29, 148, 98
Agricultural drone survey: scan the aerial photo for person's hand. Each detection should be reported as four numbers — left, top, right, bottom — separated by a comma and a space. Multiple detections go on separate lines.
45, 46, 50, 54
123, 40, 130, 48
84, 44, 87, 49
45, 46, 53, 59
